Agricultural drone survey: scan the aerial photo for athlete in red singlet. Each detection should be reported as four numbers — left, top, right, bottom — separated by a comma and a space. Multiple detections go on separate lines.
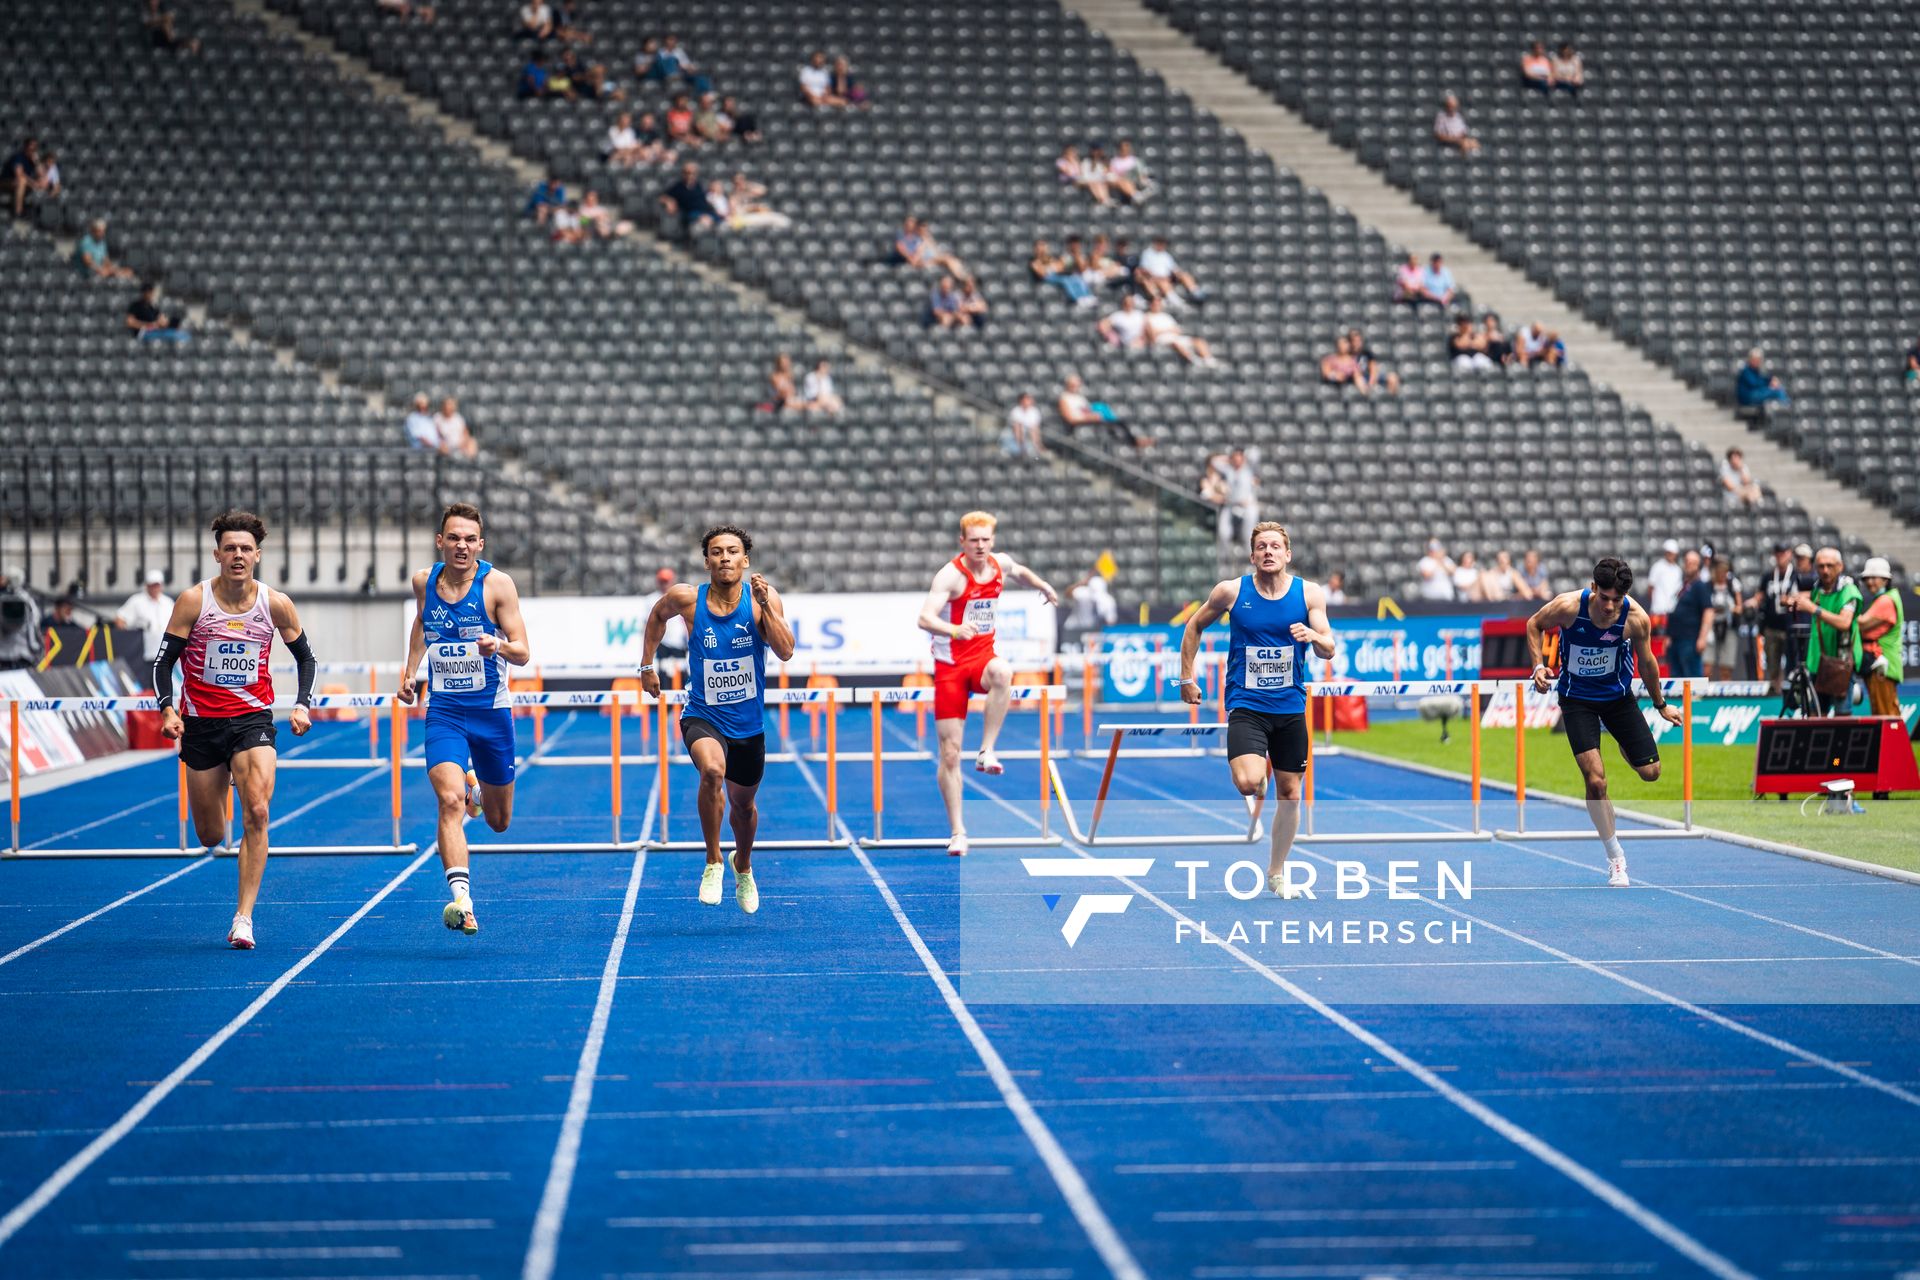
916, 511, 1058, 855
152, 511, 317, 949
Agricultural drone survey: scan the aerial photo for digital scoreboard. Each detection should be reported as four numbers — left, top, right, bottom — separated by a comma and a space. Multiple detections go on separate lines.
1751, 717, 1920, 795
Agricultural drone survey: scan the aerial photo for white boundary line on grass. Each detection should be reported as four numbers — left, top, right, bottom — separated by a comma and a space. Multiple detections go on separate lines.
521, 846, 648, 1280
785, 745, 1147, 1280
0, 843, 439, 1252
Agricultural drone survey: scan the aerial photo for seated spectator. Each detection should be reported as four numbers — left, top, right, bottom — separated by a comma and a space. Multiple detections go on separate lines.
722, 173, 790, 229
376, 0, 437, 23
1134, 236, 1207, 307
551, 0, 591, 44
434, 397, 478, 459
1056, 145, 1110, 205
1198, 455, 1229, 504
1144, 297, 1219, 366
1346, 327, 1402, 394
703, 180, 732, 225
404, 393, 439, 447
658, 162, 717, 228
1452, 550, 1485, 600
1325, 571, 1349, 606
1030, 239, 1095, 307
1320, 334, 1363, 389
74, 219, 135, 280
1418, 253, 1456, 309
694, 92, 729, 144
1481, 314, 1515, 366
1515, 320, 1566, 366
524, 177, 567, 222
145, 5, 202, 54
957, 279, 989, 328
548, 200, 587, 244
1089, 147, 1139, 204
517, 52, 552, 99
1416, 539, 1456, 601
1550, 43, 1585, 97
1907, 333, 1920, 382
1076, 233, 1128, 289
1480, 550, 1521, 601
556, 49, 618, 100
664, 94, 699, 149
891, 216, 971, 282
1097, 294, 1147, 350
766, 353, 804, 411
802, 360, 844, 414
926, 276, 967, 329
5, 138, 41, 219
1107, 139, 1152, 202
1057, 374, 1152, 451
1449, 314, 1494, 370
1433, 93, 1481, 154
1519, 548, 1551, 599
577, 190, 629, 237
546, 49, 580, 99
518, 1, 555, 41
1720, 447, 1762, 507
34, 149, 61, 204
830, 56, 869, 108
605, 112, 647, 166
125, 282, 188, 342
719, 96, 761, 145
798, 51, 846, 108
1392, 252, 1425, 307
1520, 41, 1553, 95
1735, 348, 1790, 407
653, 34, 708, 93
1006, 392, 1045, 458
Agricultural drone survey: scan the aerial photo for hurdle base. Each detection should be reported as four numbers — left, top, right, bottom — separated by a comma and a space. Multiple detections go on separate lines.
649, 838, 852, 851
465, 841, 644, 854
857, 834, 1065, 849
1494, 828, 1706, 842
1299, 830, 1494, 844
211, 843, 422, 856
4, 848, 211, 860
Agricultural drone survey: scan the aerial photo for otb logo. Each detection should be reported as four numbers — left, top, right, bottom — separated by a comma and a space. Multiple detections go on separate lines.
1021, 857, 1154, 947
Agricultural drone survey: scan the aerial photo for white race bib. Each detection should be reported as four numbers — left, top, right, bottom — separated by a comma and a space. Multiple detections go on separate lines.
1244, 645, 1295, 690
430, 641, 487, 693
1565, 644, 1617, 678
201, 639, 260, 688
701, 656, 758, 706
965, 597, 996, 635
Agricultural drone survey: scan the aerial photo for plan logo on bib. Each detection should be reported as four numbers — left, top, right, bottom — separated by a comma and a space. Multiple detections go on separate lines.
1021, 857, 1154, 947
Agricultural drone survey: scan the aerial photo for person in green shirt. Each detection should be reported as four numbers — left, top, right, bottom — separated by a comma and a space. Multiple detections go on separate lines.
1796, 546, 1862, 716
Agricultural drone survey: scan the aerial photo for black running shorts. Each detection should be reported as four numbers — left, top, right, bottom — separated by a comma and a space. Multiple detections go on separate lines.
1226, 708, 1309, 775
1560, 695, 1659, 768
680, 716, 768, 788
180, 710, 277, 772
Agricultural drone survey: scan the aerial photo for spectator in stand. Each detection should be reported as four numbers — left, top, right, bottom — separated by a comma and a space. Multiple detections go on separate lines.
1210, 447, 1259, 558
1419, 253, 1456, 310
801, 360, 844, 414
649, 34, 706, 91
552, 0, 592, 43
1520, 41, 1554, 95
145, 5, 202, 54
956, 279, 989, 329
1857, 557, 1903, 722
559, 50, 620, 101
1061, 571, 1118, 643
1449, 314, 1494, 370
1719, 447, 1762, 507
1347, 328, 1402, 394
116, 570, 174, 663
927, 276, 966, 329
1799, 547, 1862, 716
1392, 252, 1425, 307
1452, 550, 1485, 600
5, 139, 43, 219
1320, 334, 1364, 389
1090, 147, 1139, 204
664, 94, 700, 149
694, 93, 730, 144
404, 393, 440, 448
1056, 145, 1112, 205
1433, 93, 1481, 154
74, 219, 136, 280
1518, 548, 1551, 599
548, 200, 587, 243
1646, 538, 1684, 615
765, 353, 805, 412
524, 177, 567, 222
1416, 539, 1456, 601
1145, 297, 1219, 366
720, 96, 761, 144
1665, 550, 1712, 678
1198, 457, 1229, 504
518, 0, 555, 41
659, 162, 717, 228
577, 190, 627, 237
1109, 139, 1151, 201
517, 51, 552, 98
830, 56, 869, 108
1058, 374, 1152, 451
126, 283, 189, 342
1134, 236, 1207, 307
1515, 320, 1567, 367
376, 0, 437, 23
1480, 550, 1522, 601
1481, 314, 1515, 366
1325, 571, 1349, 606
1030, 239, 1095, 307
35, 149, 62, 205
891, 216, 971, 282
1704, 556, 1743, 681
1736, 348, 1790, 407
1006, 393, 1045, 458
433, 397, 478, 458
798, 51, 846, 109
1550, 43, 1585, 97
605, 112, 648, 166
720, 173, 788, 229
1098, 294, 1148, 350
1906, 333, 1920, 383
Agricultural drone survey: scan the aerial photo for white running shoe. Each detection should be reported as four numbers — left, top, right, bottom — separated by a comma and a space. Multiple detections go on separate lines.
1607, 855, 1629, 888
1268, 872, 1299, 901
732, 853, 759, 915
698, 860, 724, 905
227, 914, 255, 949
463, 769, 483, 820
974, 750, 1004, 776
947, 831, 969, 857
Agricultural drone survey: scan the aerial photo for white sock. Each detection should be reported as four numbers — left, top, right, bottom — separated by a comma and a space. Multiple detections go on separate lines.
446, 867, 470, 902
1603, 836, 1625, 860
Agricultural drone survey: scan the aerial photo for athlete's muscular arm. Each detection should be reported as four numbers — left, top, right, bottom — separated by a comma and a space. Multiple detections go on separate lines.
750, 574, 796, 662
481, 570, 532, 667
1177, 579, 1238, 706
397, 570, 430, 706
1629, 603, 1683, 725
1292, 581, 1337, 659
640, 584, 696, 699
1525, 591, 1581, 692
153, 585, 202, 740
267, 590, 313, 737
997, 553, 1060, 606
917, 564, 974, 641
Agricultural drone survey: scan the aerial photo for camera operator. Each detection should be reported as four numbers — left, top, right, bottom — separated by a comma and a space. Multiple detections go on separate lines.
1767, 543, 1819, 715
1750, 542, 1797, 692
0, 565, 44, 671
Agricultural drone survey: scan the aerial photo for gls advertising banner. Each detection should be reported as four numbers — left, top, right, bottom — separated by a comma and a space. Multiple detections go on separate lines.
412, 592, 1058, 669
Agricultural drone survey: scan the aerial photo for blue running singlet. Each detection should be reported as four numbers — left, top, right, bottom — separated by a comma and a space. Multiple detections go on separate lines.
1225, 574, 1310, 715
684, 584, 767, 737
1556, 588, 1637, 703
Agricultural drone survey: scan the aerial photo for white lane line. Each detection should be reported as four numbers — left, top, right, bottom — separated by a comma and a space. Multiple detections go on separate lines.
0, 844, 439, 1252
609, 1213, 1043, 1228
787, 746, 1148, 1280
1119, 1160, 1516, 1175
1193, 1265, 1656, 1279
1623, 1156, 1920, 1169
1107, 764, 1920, 1110
519, 845, 647, 1280
110, 1171, 505, 1185
1158, 1207, 1586, 1223
128, 1245, 402, 1261
78, 1217, 495, 1234
0, 858, 213, 969
1254, 1233, 1535, 1249
613, 1165, 1013, 1180
946, 751, 1755, 1280
686, 1241, 966, 1256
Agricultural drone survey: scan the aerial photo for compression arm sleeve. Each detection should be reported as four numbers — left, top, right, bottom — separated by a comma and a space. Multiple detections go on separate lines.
152, 633, 186, 709
287, 632, 317, 707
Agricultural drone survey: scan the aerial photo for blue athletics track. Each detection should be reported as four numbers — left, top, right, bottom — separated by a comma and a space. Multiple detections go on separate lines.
1, 701, 1916, 1280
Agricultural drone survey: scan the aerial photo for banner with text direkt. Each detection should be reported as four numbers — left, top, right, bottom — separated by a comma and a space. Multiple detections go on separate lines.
442, 592, 1058, 669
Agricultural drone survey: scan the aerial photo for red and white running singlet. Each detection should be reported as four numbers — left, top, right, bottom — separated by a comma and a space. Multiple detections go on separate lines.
180, 579, 278, 717
930, 554, 1001, 668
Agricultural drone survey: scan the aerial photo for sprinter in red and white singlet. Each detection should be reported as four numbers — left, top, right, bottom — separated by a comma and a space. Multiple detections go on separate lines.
152, 511, 318, 950
915, 511, 1058, 856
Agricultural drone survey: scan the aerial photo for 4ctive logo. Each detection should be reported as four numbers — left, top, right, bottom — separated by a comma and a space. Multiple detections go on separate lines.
1021, 857, 1154, 947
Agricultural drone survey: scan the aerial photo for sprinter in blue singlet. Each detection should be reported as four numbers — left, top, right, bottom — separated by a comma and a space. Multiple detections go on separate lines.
639, 525, 797, 916
399, 503, 533, 937
1176, 521, 1336, 899
1525, 556, 1684, 887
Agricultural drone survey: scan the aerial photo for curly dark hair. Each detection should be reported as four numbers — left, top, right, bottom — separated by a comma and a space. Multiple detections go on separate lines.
701, 524, 752, 555
1592, 557, 1634, 593
209, 510, 267, 547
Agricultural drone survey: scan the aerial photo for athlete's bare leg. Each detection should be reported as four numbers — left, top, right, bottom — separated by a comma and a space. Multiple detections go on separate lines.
726, 779, 759, 873
478, 780, 514, 832
936, 717, 967, 841
430, 762, 473, 873
227, 746, 277, 918
689, 736, 729, 865
1575, 748, 1614, 842
975, 658, 1012, 768
185, 762, 232, 850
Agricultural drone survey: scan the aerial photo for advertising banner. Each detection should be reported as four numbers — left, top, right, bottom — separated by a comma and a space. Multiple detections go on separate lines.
1481, 689, 1919, 746
0, 669, 86, 778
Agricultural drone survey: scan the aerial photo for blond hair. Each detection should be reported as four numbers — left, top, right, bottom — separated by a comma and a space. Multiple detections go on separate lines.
959, 510, 997, 536
1250, 521, 1290, 551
